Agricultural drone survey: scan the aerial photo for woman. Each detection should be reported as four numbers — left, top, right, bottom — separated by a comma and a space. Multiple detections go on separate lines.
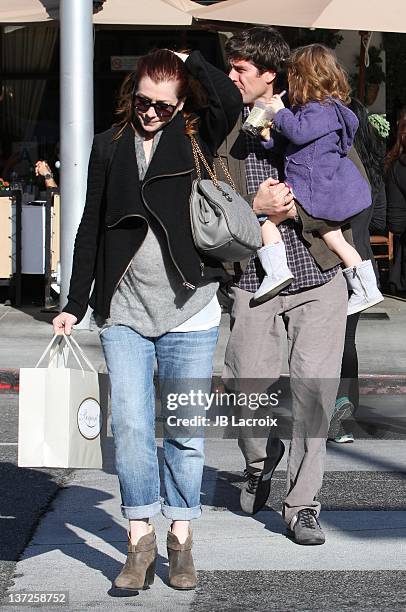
53, 48, 241, 591
328, 98, 387, 443
386, 116, 406, 294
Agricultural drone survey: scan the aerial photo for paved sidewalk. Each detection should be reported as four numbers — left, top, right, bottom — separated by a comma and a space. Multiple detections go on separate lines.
1, 438, 406, 611
1, 295, 406, 376
0, 297, 405, 610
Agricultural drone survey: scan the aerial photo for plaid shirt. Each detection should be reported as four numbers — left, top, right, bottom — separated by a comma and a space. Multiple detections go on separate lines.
236, 109, 339, 293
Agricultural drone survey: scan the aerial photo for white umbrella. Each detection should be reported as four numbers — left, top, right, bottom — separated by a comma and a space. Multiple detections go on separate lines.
0, 0, 197, 25
93, 0, 196, 25
191, 0, 406, 34
0, 0, 58, 23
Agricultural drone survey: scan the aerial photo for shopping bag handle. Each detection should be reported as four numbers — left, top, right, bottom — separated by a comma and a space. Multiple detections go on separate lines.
64, 334, 97, 373
35, 334, 63, 368
35, 334, 97, 373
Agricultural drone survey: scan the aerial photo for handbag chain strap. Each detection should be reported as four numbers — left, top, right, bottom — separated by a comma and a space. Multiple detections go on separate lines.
190, 135, 237, 192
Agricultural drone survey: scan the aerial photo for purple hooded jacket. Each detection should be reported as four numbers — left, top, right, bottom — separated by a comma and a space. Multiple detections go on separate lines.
264, 99, 372, 222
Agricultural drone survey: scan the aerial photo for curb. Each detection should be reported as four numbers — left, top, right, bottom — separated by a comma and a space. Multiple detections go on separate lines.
356, 374, 406, 395
0, 369, 19, 393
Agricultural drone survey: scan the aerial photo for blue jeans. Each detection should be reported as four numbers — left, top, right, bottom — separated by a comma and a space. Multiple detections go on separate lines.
100, 324, 218, 521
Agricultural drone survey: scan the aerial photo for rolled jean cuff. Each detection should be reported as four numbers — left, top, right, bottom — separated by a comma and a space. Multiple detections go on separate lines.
121, 500, 161, 520
161, 503, 202, 521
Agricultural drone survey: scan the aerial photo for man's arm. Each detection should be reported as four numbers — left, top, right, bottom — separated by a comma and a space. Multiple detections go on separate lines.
253, 177, 296, 224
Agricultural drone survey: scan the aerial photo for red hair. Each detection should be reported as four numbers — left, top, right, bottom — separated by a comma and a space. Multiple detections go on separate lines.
114, 49, 205, 138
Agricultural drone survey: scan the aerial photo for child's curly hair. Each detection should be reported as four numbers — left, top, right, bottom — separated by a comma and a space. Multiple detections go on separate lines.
287, 44, 351, 107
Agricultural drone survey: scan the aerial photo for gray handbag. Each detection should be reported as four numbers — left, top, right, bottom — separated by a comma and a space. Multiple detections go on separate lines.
189, 135, 262, 262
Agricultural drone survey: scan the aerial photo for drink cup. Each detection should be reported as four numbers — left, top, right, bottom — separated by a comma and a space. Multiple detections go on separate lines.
242, 91, 287, 137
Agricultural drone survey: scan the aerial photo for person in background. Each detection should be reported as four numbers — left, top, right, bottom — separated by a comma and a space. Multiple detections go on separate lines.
328, 98, 387, 443
35, 160, 58, 189
386, 115, 406, 295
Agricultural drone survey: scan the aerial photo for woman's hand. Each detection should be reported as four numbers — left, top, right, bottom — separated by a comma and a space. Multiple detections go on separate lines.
52, 312, 77, 336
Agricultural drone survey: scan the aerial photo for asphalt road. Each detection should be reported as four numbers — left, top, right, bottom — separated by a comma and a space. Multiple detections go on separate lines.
0, 393, 72, 603
192, 570, 406, 611
1, 390, 406, 610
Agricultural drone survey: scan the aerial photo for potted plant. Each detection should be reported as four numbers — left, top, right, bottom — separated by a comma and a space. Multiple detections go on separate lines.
351, 45, 386, 106
368, 113, 390, 139
0, 178, 10, 193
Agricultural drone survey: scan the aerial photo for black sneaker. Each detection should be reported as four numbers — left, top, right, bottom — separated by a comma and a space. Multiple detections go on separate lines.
240, 440, 285, 514
289, 508, 325, 545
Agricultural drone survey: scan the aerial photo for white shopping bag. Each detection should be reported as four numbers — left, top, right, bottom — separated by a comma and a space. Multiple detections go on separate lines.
18, 334, 109, 468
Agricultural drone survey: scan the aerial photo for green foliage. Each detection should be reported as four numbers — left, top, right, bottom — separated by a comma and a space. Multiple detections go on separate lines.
368, 114, 390, 139
281, 27, 343, 50
294, 28, 343, 49
351, 45, 386, 91
383, 32, 406, 125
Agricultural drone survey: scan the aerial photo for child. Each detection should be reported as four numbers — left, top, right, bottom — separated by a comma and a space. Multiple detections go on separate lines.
254, 43, 383, 315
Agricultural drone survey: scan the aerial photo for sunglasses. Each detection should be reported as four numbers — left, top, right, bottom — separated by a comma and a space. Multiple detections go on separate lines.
134, 94, 178, 119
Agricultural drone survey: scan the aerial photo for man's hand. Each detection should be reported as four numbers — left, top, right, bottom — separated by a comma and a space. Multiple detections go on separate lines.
253, 177, 295, 224
286, 203, 297, 219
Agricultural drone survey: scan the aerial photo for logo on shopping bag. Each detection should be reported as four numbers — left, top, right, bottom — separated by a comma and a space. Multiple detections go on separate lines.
77, 398, 102, 440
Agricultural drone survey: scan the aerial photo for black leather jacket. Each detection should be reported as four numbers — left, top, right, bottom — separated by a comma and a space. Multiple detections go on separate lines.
64, 51, 242, 323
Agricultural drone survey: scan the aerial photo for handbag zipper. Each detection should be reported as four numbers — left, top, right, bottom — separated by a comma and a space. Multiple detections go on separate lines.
142, 169, 197, 290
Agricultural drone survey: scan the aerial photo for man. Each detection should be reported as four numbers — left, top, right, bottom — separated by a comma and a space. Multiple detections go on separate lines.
219, 27, 349, 545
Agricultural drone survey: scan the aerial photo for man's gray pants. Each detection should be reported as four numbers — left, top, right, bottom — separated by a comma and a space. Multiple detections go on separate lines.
223, 272, 348, 527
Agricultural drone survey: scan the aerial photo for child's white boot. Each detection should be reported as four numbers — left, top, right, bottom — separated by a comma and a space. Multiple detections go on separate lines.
343, 260, 384, 316
254, 242, 294, 304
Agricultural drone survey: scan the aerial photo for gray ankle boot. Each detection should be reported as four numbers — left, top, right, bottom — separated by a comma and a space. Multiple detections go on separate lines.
343, 260, 384, 316
167, 527, 197, 590
113, 529, 157, 591
254, 242, 294, 304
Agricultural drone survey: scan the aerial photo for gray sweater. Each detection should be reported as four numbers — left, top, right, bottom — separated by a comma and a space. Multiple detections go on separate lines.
103, 130, 218, 337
